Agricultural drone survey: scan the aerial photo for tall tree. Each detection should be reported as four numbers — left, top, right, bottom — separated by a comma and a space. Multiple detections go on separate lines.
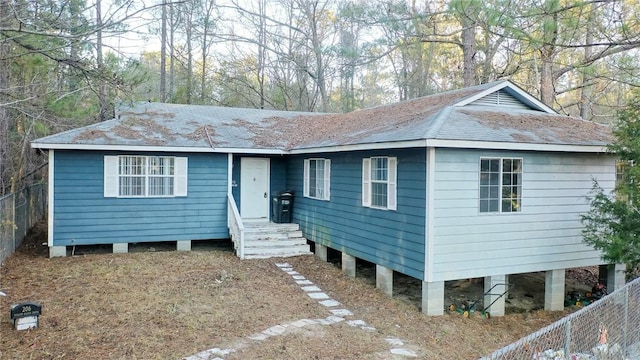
0, 0, 10, 194
160, 0, 167, 102
582, 91, 640, 273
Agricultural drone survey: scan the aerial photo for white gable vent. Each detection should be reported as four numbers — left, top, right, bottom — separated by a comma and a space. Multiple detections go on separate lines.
471, 89, 532, 110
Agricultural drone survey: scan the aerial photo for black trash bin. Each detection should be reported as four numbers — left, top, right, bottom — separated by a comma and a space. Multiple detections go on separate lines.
272, 190, 294, 223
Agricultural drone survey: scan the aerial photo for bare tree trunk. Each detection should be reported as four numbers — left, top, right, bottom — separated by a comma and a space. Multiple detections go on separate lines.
539, 1, 558, 107
185, 2, 193, 104
169, 2, 175, 102
96, 0, 107, 121
160, 0, 167, 102
257, 0, 266, 109
461, 16, 476, 87
0, 0, 10, 194
579, 4, 594, 119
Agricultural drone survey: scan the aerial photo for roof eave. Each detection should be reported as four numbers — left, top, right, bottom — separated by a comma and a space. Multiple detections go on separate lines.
30, 142, 287, 155
426, 139, 609, 153
31, 139, 610, 155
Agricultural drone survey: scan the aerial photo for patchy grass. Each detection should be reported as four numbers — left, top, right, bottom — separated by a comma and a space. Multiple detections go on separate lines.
1, 226, 570, 359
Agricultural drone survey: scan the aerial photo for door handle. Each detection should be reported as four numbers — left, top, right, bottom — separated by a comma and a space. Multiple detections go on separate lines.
264, 192, 267, 198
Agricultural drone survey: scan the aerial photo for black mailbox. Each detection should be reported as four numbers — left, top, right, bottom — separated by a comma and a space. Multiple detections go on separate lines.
272, 190, 294, 223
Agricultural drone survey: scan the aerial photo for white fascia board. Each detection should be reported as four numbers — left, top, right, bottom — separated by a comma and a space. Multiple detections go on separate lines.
32, 138, 607, 155
453, 81, 557, 114
290, 140, 427, 154
30, 142, 286, 155
425, 139, 609, 153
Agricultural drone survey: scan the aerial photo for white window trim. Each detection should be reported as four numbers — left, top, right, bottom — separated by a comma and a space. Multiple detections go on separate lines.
362, 156, 397, 210
478, 157, 522, 214
303, 158, 331, 201
104, 155, 188, 198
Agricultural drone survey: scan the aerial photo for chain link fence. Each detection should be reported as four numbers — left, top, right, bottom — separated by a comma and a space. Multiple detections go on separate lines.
0, 184, 47, 264
482, 276, 640, 360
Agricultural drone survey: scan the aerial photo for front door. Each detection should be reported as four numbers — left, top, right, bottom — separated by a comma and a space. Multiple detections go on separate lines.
240, 157, 270, 220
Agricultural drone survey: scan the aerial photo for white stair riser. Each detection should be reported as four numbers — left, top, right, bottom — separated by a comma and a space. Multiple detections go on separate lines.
231, 222, 312, 259
244, 231, 303, 241
243, 247, 312, 259
245, 238, 308, 246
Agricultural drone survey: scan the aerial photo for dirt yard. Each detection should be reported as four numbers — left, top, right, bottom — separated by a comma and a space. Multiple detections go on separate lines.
0, 224, 594, 359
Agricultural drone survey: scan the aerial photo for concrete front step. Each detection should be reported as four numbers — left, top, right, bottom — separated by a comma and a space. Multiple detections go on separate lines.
245, 237, 309, 248
243, 245, 312, 259
244, 224, 300, 233
244, 231, 303, 241
236, 221, 312, 259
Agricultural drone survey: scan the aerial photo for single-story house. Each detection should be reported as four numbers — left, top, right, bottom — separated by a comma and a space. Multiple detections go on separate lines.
31, 80, 626, 316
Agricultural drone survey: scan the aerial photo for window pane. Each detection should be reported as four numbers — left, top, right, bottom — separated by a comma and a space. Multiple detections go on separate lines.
503, 173, 511, 186
149, 176, 174, 196
489, 159, 499, 172
308, 159, 326, 199
480, 159, 490, 172
480, 199, 489, 212
120, 176, 144, 196
480, 186, 489, 198
489, 185, 499, 198
309, 160, 318, 197
480, 173, 489, 186
489, 199, 499, 212
371, 157, 388, 181
490, 173, 499, 185
502, 199, 513, 212
480, 158, 521, 213
118, 156, 176, 197
371, 182, 387, 207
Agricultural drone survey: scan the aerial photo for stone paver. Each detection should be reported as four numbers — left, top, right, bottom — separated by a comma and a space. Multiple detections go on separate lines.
184, 261, 419, 359
307, 291, 330, 299
330, 309, 353, 316
319, 299, 341, 307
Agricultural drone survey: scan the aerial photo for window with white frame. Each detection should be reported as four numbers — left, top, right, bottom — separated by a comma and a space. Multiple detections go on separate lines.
304, 158, 330, 200
362, 156, 397, 210
479, 158, 522, 213
104, 155, 188, 197
616, 160, 633, 201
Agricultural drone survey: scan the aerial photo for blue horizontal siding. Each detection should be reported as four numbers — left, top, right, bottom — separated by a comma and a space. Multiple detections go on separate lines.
52, 150, 229, 246
289, 149, 426, 279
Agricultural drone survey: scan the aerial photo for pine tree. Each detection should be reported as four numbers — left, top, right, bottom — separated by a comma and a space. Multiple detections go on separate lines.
582, 92, 640, 274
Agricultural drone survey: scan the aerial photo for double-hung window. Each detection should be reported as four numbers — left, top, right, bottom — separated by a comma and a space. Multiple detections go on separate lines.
362, 156, 397, 210
479, 158, 522, 213
304, 158, 330, 200
104, 155, 188, 197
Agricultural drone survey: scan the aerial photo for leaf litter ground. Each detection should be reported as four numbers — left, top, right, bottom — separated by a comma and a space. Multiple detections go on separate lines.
1, 223, 589, 359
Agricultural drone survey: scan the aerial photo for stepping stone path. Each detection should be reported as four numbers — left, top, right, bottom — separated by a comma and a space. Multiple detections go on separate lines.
184, 262, 418, 360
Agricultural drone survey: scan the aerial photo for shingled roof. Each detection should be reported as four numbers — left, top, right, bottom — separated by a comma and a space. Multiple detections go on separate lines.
32, 81, 612, 153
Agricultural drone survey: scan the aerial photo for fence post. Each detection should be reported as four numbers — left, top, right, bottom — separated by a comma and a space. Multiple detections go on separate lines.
564, 318, 571, 357
623, 286, 629, 349
12, 193, 16, 255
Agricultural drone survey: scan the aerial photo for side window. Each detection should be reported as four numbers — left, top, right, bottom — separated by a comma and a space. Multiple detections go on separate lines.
104, 155, 188, 197
303, 158, 331, 200
479, 158, 522, 213
362, 156, 397, 210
